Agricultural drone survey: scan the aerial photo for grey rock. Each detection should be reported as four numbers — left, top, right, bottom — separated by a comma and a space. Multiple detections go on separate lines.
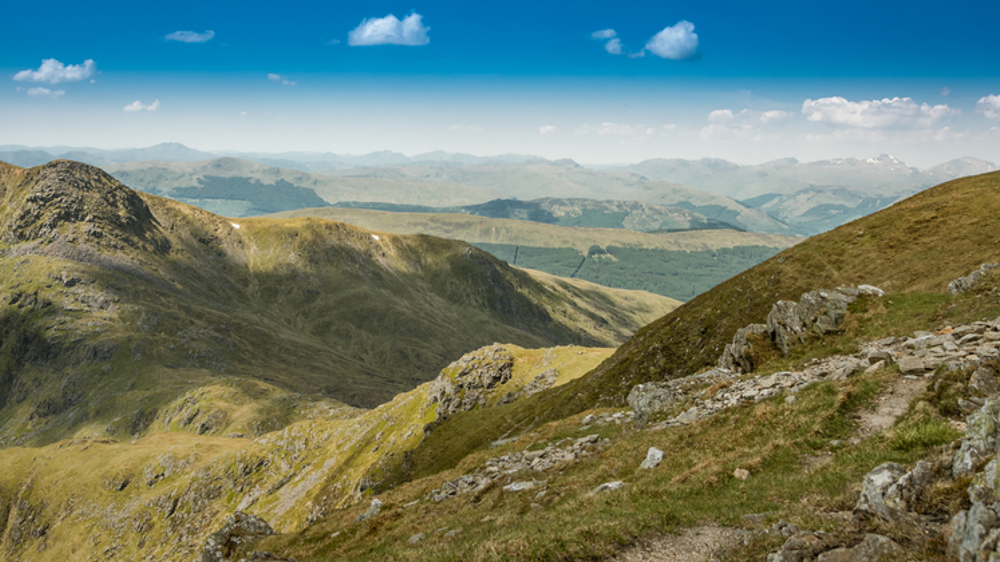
972, 366, 1000, 396
768, 532, 823, 562
408, 533, 425, 545
954, 400, 1000, 477
856, 462, 908, 513
947, 510, 968, 562
444, 529, 460, 538
355, 498, 382, 522
818, 534, 903, 562
639, 447, 664, 469
202, 512, 275, 562
426, 344, 514, 418
627, 382, 682, 418
768, 300, 807, 356
502, 481, 536, 492
898, 355, 926, 375
718, 323, 768, 373
592, 481, 625, 494
949, 263, 1000, 296
957, 501, 998, 562
798, 288, 855, 336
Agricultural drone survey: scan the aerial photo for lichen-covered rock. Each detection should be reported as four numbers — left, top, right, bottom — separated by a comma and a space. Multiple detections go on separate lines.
718, 323, 769, 373
815, 534, 903, 562
768, 300, 807, 356
426, 344, 514, 418
856, 462, 908, 513
201, 512, 275, 562
954, 400, 1000, 478
798, 288, 856, 336
639, 447, 664, 470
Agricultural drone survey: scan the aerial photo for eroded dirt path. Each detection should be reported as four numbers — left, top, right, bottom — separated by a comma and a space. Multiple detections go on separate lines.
610, 525, 751, 562
854, 375, 926, 441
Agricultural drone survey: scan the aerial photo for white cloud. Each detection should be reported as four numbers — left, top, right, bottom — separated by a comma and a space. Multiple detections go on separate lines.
268, 73, 296, 86
17, 87, 66, 98
13, 59, 96, 84
604, 38, 623, 55
539, 125, 556, 134
802, 96, 958, 129
123, 99, 160, 112
940, 87, 951, 97
701, 108, 794, 140
165, 30, 215, 43
977, 94, 1000, 119
348, 13, 430, 46
591, 29, 616, 40
644, 21, 698, 60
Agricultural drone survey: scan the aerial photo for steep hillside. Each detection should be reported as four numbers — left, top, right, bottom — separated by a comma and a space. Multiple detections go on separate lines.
270, 206, 800, 300
0, 159, 675, 448
386, 169, 1000, 486
106, 158, 501, 214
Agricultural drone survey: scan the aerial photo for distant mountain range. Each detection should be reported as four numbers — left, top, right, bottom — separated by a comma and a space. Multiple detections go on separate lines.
2, 143, 996, 235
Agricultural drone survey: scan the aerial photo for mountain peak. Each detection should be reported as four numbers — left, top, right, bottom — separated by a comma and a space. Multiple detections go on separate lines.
4, 160, 169, 254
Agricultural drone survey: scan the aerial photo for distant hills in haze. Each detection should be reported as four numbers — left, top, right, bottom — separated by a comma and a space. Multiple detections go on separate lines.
2, 143, 996, 235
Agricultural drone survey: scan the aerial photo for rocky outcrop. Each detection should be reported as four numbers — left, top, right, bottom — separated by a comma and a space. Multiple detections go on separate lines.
949, 263, 1000, 296
718, 323, 768, 372
626, 368, 733, 419
202, 512, 275, 562
426, 344, 514, 418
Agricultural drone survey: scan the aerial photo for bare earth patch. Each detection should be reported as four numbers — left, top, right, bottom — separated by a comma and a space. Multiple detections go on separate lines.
853, 375, 927, 442
610, 525, 751, 562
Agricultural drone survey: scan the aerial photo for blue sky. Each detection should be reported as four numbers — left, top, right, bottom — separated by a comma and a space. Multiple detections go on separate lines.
3, 0, 1000, 166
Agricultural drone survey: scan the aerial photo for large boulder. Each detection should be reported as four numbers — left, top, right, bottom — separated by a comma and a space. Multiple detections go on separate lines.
627, 382, 682, 419
202, 512, 275, 562
798, 289, 857, 336
954, 400, 1000, 478
426, 344, 514, 418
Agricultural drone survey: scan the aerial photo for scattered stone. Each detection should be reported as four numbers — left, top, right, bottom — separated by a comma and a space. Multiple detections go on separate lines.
581, 414, 597, 425
444, 529, 461, 538
733, 468, 750, 481
718, 323, 769, 373
355, 499, 382, 522
408, 533, 425, 545
639, 447, 664, 469
816, 534, 903, 562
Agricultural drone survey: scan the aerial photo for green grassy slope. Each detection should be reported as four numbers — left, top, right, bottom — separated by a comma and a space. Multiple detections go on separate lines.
388, 169, 1000, 483
0, 159, 676, 448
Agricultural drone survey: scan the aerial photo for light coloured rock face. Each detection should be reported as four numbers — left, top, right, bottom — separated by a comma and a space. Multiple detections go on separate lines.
201, 511, 275, 562
767, 300, 807, 356
592, 481, 625, 494
856, 462, 908, 513
426, 344, 514, 418
954, 400, 1000, 478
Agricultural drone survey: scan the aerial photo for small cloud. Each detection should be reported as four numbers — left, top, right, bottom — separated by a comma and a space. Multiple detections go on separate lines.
701, 108, 794, 140
977, 94, 1000, 119
802, 96, 958, 128
448, 124, 482, 133
591, 29, 616, 40
124, 99, 160, 112
267, 73, 296, 86
165, 30, 215, 43
576, 122, 656, 138
17, 87, 66, 98
327, 38, 341, 45
604, 38, 623, 55
348, 13, 430, 46
645, 21, 699, 60
14, 59, 96, 84
591, 28, 632, 56
940, 87, 951, 97
539, 125, 556, 134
